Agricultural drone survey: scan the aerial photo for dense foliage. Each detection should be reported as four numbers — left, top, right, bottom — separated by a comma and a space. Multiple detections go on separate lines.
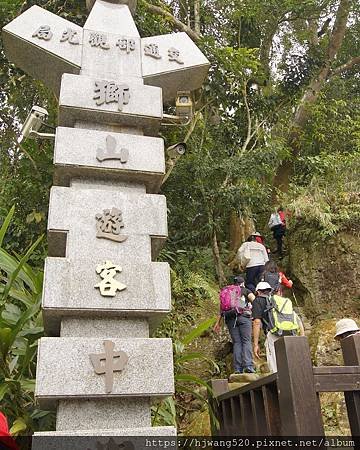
0, 0, 359, 434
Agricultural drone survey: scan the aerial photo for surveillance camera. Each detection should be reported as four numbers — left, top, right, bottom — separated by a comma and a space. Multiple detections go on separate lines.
166, 142, 187, 159
175, 91, 193, 119
18, 106, 49, 142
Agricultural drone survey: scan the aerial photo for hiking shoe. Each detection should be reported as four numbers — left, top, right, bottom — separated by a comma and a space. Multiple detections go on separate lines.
243, 367, 256, 373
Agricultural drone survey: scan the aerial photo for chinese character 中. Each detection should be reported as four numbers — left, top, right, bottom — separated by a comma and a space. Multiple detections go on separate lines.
95, 207, 128, 243
89, 340, 128, 393
96, 135, 129, 164
93, 81, 130, 111
32, 25, 53, 41
168, 47, 184, 65
116, 38, 136, 54
94, 261, 126, 297
60, 28, 80, 45
144, 43, 161, 59
89, 32, 110, 49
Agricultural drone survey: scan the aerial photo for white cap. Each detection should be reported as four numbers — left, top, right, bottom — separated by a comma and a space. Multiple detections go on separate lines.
256, 282, 272, 291
334, 319, 360, 338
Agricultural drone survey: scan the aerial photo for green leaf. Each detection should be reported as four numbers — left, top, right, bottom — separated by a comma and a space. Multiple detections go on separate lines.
20, 379, 36, 392
0, 327, 12, 358
0, 206, 15, 248
181, 317, 216, 346
9, 417, 27, 435
0, 383, 10, 401
175, 373, 211, 391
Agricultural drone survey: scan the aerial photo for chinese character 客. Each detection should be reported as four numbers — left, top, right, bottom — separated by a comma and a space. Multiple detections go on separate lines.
95, 207, 128, 243
89, 32, 110, 49
32, 25, 53, 41
97, 135, 129, 164
144, 43, 161, 59
93, 81, 130, 111
90, 340, 128, 393
168, 47, 184, 65
60, 28, 80, 45
116, 38, 136, 54
95, 261, 126, 297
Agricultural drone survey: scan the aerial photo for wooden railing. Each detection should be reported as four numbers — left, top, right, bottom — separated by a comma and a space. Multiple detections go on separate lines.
210, 334, 360, 437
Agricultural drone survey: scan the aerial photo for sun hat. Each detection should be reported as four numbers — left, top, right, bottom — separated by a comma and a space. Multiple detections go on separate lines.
256, 281, 272, 291
251, 231, 262, 236
334, 319, 360, 338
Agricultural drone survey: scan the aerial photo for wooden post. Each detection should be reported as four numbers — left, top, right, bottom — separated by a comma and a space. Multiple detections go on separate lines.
275, 336, 324, 436
341, 334, 360, 437
210, 379, 229, 436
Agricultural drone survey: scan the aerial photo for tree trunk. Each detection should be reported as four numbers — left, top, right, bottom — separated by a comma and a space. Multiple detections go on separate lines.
194, 0, 201, 35
229, 212, 255, 254
212, 228, 226, 287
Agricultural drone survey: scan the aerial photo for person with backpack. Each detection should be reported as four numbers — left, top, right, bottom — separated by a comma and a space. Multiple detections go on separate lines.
268, 207, 286, 257
261, 261, 293, 296
236, 235, 269, 292
252, 281, 304, 373
214, 276, 256, 373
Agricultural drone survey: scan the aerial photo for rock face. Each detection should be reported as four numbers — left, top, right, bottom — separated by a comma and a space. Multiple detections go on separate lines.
289, 229, 360, 318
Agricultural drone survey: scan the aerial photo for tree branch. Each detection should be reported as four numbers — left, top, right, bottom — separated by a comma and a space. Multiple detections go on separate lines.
330, 56, 360, 77
141, 1, 201, 42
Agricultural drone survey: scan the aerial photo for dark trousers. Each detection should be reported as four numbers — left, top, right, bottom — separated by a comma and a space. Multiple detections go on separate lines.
225, 315, 253, 373
246, 265, 264, 292
272, 224, 286, 255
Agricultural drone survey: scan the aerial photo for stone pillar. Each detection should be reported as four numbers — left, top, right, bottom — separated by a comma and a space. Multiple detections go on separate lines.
2, 0, 209, 446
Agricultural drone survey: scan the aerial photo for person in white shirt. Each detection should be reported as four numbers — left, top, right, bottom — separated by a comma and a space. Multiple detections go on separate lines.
236, 235, 269, 292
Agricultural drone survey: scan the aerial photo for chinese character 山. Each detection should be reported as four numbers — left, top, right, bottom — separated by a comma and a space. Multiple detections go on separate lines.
96, 135, 129, 164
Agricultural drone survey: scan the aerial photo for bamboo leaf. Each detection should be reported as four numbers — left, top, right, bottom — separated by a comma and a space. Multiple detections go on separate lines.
181, 317, 216, 346
0, 206, 15, 248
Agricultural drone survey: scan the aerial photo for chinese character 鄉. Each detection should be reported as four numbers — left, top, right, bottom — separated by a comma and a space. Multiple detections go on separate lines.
60, 28, 80, 45
90, 340, 128, 393
116, 38, 136, 54
96, 135, 129, 164
89, 32, 110, 49
144, 43, 161, 59
32, 25, 53, 41
95, 207, 128, 243
94, 261, 126, 297
93, 81, 130, 111
168, 47, 184, 65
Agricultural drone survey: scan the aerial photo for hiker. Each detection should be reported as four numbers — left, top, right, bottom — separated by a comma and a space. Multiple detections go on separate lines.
236, 235, 269, 292
261, 261, 293, 296
253, 231, 271, 255
268, 207, 286, 257
214, 276, 256, 373
334, 319, 360, 341
252, 281, 304, 373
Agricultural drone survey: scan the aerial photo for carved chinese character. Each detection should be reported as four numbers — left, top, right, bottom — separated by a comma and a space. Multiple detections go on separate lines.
116, 37, 136, 54
168, 47, 184, 65
93, 81, 130, 111
95, 261, 126, 297
90, 340, 128, 393
32, 25, 53, 41
97, 135, 129, 164
144, 43, 161, 59
95, 208, 128, 243
89, 32, 110, 49
60, 28, 80, 45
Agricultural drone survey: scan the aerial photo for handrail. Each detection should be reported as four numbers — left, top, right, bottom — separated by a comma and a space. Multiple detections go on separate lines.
216, 373, 277, 402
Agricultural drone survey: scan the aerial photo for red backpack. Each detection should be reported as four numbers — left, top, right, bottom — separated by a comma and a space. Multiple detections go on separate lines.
219, 285, 249, 314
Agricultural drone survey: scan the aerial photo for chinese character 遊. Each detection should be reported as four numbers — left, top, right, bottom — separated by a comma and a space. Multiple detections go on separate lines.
168, 47, 184, 65
95, 207, 128, 243
144, 43, 161, 59
93, 81, 130, 111
89, 32, 110, 49
96, 135, 129, 164
89, 340, 128, 393
116, 38, 136, 54
60, 28, 80, 45
32, 25, 53, 41
94, 261, 126, 297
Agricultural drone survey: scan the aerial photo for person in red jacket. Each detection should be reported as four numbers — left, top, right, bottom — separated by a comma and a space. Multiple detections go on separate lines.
0, 413, 19, 450
261, 261, 293, 296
